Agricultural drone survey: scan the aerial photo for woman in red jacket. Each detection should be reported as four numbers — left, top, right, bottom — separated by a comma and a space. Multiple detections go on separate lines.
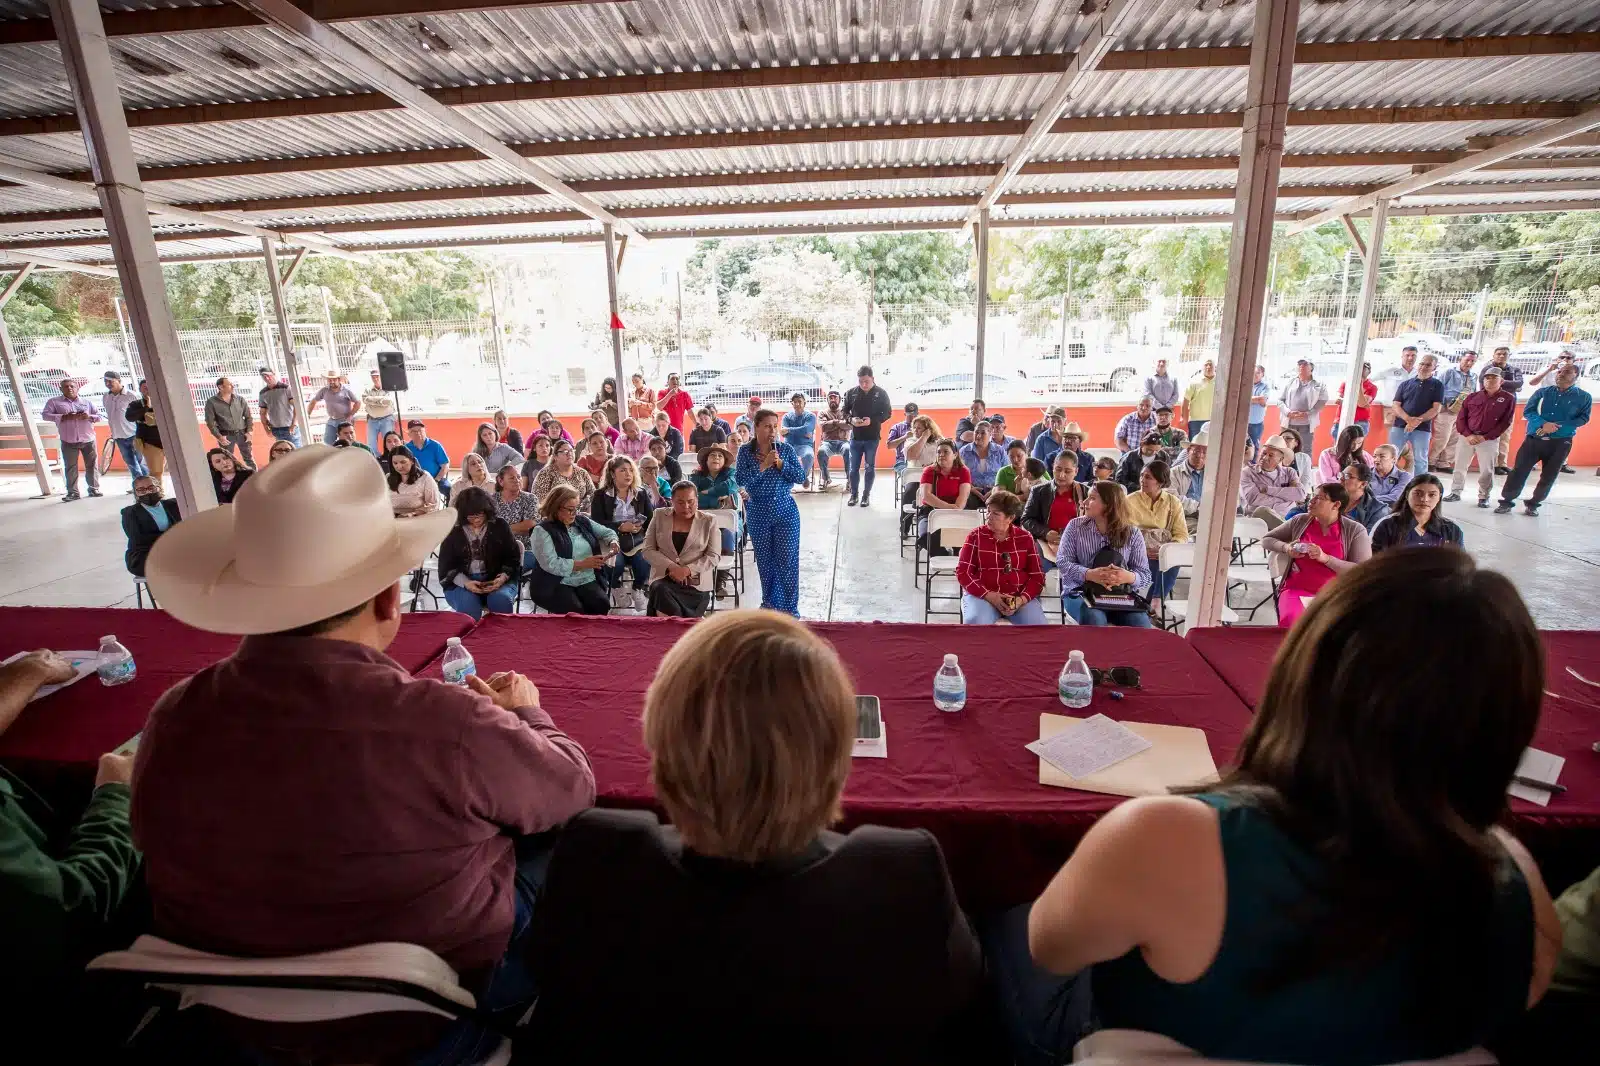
955, 489, 1047, 625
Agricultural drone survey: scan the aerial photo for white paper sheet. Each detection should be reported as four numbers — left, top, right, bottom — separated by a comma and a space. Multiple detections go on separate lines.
1027, 713, 1152, 779
0, 650, 99, 702
1507, 747, 1565, 806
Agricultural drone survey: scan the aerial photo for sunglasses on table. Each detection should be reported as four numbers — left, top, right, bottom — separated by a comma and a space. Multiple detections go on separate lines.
1090, 666, 1142, 689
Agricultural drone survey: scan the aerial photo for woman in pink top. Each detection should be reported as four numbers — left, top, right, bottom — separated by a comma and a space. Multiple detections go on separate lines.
1261, 483, 1372, 628
1315, 425, 1375, 486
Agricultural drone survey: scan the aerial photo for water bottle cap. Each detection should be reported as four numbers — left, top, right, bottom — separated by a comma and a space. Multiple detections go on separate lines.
447, 637, 462, 645
101, 634, 116, 642
943, 653, 959, 666
1068, 649, 1085, 660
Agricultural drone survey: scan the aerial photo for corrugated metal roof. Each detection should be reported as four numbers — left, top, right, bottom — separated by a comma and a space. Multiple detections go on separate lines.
0, 0, 1596, 259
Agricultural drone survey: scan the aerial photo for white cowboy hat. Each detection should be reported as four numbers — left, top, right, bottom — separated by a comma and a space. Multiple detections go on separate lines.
1259, 434, 1290, 457
1189, 429, 1210, 447
145, 446, 454, 635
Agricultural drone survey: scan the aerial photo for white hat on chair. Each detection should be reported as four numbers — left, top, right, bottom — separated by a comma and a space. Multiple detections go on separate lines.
145, 446, 453, 635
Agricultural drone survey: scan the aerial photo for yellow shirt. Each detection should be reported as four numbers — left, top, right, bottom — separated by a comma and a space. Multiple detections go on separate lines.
1183, 378, 1215, 421
1125, 489, 1189, 545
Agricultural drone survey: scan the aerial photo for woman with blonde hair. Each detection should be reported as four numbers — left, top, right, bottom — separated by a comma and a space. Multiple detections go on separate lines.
1056, 481, 1152, 627
457, 451, 492, 494
526, 610, 984, 1059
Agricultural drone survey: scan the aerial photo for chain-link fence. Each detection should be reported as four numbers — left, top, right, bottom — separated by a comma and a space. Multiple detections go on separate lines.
5, 286, 1594, 421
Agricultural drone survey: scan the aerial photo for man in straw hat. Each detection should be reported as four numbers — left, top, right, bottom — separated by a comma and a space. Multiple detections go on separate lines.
1239, 433, 1305, 525
1169, 428, 1209, 534
132, 447, 595, 1017
1025, 404, 1066, 453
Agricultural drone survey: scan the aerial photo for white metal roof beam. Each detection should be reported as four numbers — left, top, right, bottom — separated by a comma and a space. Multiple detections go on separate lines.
970, 0, 1143, 222
0, 250, 117, 275
0, 153, 359, 260
233, 0, 641, 242
1288, 101, 1600, 234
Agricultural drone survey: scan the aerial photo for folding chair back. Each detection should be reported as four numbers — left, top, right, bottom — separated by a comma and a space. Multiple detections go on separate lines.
88, 935, 511, 1066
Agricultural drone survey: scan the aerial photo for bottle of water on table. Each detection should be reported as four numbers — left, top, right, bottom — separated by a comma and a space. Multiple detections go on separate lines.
1059, 649, 1093, 709
933, 653, 967, 712
441, 637, 476, 686
97, 635, 135, 687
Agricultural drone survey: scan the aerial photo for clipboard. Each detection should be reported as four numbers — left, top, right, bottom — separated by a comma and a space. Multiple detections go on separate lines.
1036, 713, 1219, 797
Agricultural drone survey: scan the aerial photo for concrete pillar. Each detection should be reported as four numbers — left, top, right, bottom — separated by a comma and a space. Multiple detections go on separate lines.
49, 0, 212, 515
0, 264, 56, 495
1187, 0, 1300, 630
1338, 199, 1389, 431
973, 207, 991, 401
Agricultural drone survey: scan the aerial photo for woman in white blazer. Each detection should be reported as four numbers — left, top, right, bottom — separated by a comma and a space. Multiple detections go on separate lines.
640, 482, 722, 617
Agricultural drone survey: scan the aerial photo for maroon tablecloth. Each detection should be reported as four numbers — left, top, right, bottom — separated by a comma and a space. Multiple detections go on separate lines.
0, 608, 473, 778
425, 614, 1256, 909
1188, 626, 1600, 889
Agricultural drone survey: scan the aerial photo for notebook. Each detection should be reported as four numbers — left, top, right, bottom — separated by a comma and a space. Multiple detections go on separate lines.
1035, 713, 1219, 797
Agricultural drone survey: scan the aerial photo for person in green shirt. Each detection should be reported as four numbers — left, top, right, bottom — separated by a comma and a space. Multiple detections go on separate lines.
994, 440, 1046, 500
0, 650, 141, 1026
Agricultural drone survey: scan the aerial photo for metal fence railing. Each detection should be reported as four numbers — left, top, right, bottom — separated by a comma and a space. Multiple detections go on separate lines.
5, 287, 1594, 421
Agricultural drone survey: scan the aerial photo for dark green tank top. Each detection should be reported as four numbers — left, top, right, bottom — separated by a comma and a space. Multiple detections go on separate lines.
1092, 793, 1533, 1066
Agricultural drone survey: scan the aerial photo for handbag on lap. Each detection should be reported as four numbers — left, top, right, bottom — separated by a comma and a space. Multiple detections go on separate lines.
1081, 545, 1148, 614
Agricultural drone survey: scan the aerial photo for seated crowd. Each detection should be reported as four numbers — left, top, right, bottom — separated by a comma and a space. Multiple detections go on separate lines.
13, 454, 1598, 1062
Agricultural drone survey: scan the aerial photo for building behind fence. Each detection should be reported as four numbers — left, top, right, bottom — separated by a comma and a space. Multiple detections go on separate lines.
4, 288, 1593, 422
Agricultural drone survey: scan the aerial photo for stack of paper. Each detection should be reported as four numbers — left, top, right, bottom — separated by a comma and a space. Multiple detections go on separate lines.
1030, 713, 1219, 797
1508, 748, 1564, 806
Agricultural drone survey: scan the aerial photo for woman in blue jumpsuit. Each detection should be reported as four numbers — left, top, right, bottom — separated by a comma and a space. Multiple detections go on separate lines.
736, 409, 806, 615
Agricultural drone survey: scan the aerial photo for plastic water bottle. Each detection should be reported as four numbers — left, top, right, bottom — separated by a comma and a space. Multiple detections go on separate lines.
1059, 650, 1093, 709
96, 635, 135, 687
441, 637, 476, 686
933, 653, 967, 712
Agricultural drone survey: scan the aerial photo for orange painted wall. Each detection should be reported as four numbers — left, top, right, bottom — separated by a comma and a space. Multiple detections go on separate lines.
16, 398, 1591, 474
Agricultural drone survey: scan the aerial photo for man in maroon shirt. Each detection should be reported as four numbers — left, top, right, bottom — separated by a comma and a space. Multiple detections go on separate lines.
133, 447, 596, 1039
1445, 365, 1516, 507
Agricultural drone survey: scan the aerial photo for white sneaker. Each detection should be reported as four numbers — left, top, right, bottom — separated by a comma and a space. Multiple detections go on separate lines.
632, 589, 648, 611
610, 588, 632, 609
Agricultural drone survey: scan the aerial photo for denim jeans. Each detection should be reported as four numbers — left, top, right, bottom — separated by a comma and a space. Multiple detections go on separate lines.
981, 904, 1095, 1066
791, 444, 815, 483
413, 836, 554, 1066
1246, 421, 1264, 454
1156, 565, 1180, 599
219, 430, 256, 468
1387, 424, 1432, 471
846, 439, 877, 498
443, 583, 516, 620
1063, 593, 1153, 628
322, 422, 341, 446
1329, 420, 1369, 444
113, 435, 149, 478
962, 593, 1049, 625
367, 414, 397, 453
606, 550, 651, 592
817, 439, 847, 481
268, 425, 302, 446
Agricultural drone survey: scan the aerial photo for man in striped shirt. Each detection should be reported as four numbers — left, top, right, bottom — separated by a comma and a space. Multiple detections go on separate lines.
1114, 397, 1158, 453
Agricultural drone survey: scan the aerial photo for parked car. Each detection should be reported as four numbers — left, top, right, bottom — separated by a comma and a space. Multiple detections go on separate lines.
1509, 342, 1593, 375
681, 368, 724, 390
1021, 343, 1145, 393
906, 371, 1033, 403
698, 363, 834, 410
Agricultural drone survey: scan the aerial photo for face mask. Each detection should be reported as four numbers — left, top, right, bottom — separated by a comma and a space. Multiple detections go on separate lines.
136, 492, 162, 506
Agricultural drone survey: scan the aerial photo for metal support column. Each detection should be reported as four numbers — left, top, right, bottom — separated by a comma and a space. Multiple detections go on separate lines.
603, 224, 626, 432
49, 0, 211, 515
675, 273, 685, 377
487, 273, 510, 414
1338, 198, 1389, 431
1188, 0, 1300, 630
0, 265, 55, 495
261, 238, 311, 437
1470, 285, 1490, 353
973, 207, 991, 401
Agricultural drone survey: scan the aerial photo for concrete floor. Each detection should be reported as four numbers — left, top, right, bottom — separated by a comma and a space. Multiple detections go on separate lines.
3, 467, 1600, 628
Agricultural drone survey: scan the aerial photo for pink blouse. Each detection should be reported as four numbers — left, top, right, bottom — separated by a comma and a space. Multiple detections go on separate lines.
1316, 447, 1374, 486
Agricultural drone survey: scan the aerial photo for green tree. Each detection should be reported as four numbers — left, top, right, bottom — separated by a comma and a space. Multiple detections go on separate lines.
825, 233, 965, 353
735, 247, 865, 356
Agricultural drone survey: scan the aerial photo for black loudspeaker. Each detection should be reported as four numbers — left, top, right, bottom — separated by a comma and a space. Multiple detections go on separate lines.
376, 351, 408, 391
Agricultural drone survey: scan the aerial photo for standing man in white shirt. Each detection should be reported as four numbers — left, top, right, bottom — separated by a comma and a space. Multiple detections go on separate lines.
361, 370, 397, 454
1277, 360, 1328, 449
100, 371, 147, 488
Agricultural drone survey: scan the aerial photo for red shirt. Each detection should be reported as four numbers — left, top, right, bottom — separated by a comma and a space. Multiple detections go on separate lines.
657, 386, 695, 431
1048, 493, 1078, 532
920, 463, 971, 504
131, 635, 596, 975
578, 454, 608, 482
1336, 378, 1378, 416
956, 524, 1046, 600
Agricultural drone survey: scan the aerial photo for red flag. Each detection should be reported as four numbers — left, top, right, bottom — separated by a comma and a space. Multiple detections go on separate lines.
610, 312, 626, 330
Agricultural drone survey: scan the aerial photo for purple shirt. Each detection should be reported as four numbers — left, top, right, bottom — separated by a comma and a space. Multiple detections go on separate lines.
131, 635, 596, 975
41, 395, 101, 444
